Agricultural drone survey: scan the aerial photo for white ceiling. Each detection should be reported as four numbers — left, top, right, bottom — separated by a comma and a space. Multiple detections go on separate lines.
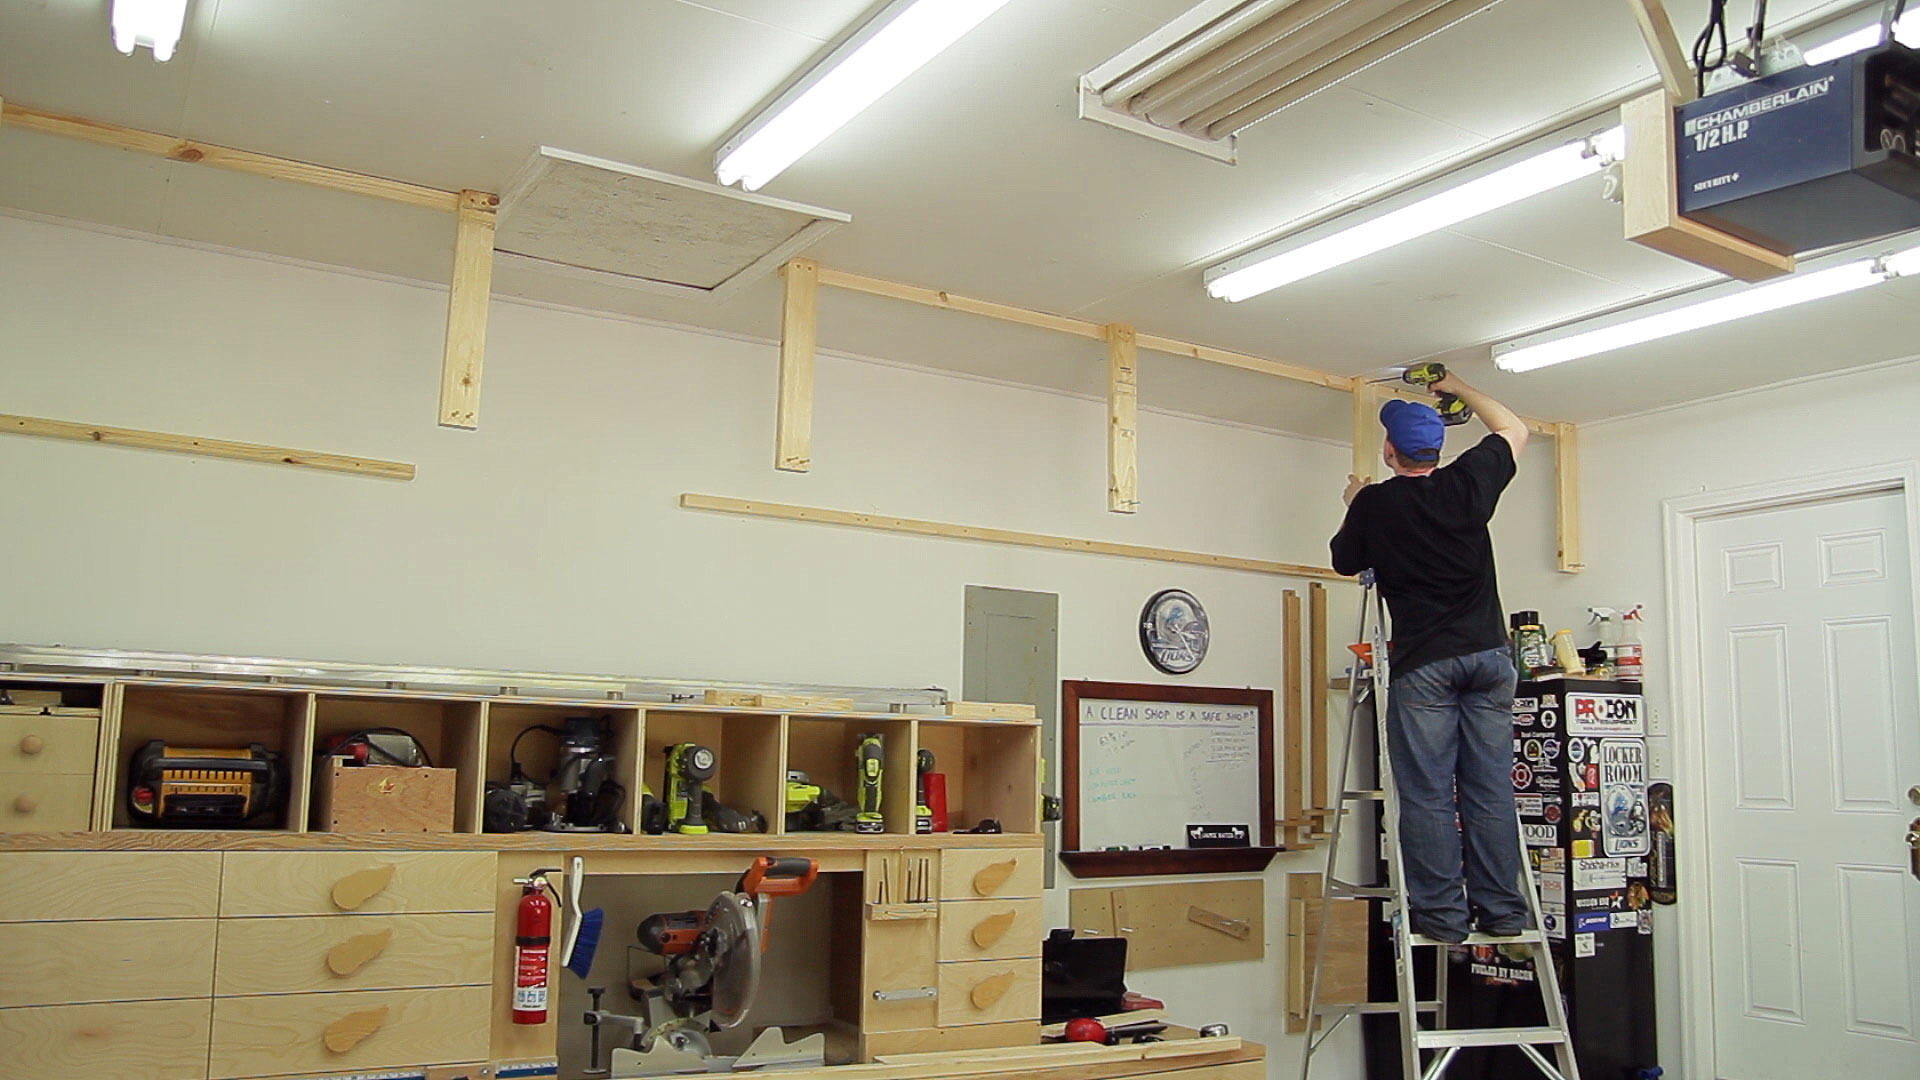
0, 0, 1908, 441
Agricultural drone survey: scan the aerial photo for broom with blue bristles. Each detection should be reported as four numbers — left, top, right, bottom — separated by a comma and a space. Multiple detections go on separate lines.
560, 855, 604, 979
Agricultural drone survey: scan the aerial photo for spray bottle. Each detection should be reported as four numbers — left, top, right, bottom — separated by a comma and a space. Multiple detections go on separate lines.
1588, 607, 1621, 679
1615, 605, 1646, 683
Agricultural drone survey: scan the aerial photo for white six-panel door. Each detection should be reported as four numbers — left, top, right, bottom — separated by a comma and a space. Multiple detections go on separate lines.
1696, 489, 1920, 1079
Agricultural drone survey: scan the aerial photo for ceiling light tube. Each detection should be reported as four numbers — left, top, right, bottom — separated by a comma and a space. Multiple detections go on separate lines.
714, 0, 1012, 191
1492, 258, 1900, 373
1204, 128, 1622, 302
111, 0, 189, 62
1801, 10, 1920, 65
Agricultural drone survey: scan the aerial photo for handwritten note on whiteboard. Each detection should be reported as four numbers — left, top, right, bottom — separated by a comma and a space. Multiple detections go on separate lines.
1076, 697, 1262, 851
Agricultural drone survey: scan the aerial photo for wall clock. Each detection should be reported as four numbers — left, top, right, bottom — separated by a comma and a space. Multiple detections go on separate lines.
1139, 589, 1209, 675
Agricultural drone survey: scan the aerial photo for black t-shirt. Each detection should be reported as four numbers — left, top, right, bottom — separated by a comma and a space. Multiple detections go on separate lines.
1329, 434, 1517, 675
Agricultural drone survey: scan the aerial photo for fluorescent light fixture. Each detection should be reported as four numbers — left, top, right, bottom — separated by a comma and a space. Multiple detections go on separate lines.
714, 0, 1012, 191
1802, 11, 1920, 65
1204, 128, 1622, 302
1491, 247, 1920, 373
111, 0, 189, 61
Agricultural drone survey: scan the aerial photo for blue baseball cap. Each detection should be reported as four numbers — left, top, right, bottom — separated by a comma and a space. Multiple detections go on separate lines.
1380, 399, 1443, 463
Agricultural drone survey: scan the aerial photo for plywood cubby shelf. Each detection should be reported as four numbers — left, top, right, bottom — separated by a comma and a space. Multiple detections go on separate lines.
10, 674, 1041, 848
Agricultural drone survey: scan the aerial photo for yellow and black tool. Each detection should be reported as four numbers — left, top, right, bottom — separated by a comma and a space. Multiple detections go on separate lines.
665, 743, 717, 835
1401, 361, 1473, 427
855, 734, 885, 835
127, 740, 284, 827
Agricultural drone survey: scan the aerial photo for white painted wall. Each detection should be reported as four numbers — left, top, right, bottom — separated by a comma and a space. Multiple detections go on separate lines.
1499, 356, 1920, 1078
0, 213, 1436, 1078
23, 211, 1891, 1080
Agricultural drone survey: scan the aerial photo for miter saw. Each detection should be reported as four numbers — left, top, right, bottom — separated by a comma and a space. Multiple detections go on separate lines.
582, 856, 825, 1077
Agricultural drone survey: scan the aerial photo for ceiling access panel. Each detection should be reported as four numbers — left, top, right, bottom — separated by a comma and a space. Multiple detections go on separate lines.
493, 147, 849, 303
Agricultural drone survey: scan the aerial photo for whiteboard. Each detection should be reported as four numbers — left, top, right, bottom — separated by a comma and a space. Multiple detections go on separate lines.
1076, 697, 1262, 851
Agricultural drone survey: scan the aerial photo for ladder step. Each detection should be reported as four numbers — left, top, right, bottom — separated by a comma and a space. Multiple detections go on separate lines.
1326, 878, 1393, 899
1409, 930, 1545, 947
1414, 1026, 1568, 1049
1315, 1001, 1440, 1016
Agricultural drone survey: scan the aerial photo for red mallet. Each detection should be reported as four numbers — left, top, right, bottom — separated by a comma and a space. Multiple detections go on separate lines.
1064, 1018, 1109, 1044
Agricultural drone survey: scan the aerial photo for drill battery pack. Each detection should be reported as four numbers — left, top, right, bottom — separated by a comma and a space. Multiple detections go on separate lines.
128, 740, 284, 827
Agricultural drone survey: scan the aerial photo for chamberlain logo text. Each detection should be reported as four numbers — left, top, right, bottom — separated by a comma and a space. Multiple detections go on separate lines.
1684, 76, 1835, 152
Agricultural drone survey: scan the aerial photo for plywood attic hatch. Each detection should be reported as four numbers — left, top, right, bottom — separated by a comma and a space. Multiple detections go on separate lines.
495, 147, 850, 302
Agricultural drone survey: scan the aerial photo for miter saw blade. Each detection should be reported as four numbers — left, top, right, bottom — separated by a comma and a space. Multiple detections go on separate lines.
704, 892, 761, 1029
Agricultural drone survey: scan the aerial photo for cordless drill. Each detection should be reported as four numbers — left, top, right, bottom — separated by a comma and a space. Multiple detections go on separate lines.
855, 734, 885, 835
1402, 362, 1472, 426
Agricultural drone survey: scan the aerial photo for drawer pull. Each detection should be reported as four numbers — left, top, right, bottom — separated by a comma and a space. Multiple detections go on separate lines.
12, 793, 36, 814
872, 986, 937, 1002
972, 859, 1017, 897
331, 865, 396, 911
326, 928, 394, 976
971, 911, 1017, 949
322, 1006, 388, 1053
969, 971, 1016, 1010
18, 734, 44, 755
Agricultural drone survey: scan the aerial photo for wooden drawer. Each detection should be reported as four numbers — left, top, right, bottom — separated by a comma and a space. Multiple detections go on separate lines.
937, 898, 1044, 961
214, 912, 493, 995
1, 918, 216, 1007
862, 917, 938, 1033
0, 771, 93, 832
939, 848, 1043, 900
935, 958, 1041, 1027
220, 851, 494, 916
209, 986, 491, 1079
0, 852, 222, 921
0, 713, 100, 773
0, 998, 212, 1080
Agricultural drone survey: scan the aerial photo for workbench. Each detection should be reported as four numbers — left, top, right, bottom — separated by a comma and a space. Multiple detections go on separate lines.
0, 653, 1251, 1080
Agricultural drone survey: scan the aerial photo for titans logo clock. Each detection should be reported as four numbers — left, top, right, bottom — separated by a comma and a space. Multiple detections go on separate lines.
1139, 589, 1209, 675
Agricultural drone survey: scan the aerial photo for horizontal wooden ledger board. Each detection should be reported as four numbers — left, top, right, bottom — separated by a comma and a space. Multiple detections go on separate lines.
681, 493, 1343, 581
0, 413, 416, 480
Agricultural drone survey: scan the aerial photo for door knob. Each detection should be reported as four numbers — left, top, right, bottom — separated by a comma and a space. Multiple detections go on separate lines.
1908, 785, 1920, 807
1908, 819, 1920, 883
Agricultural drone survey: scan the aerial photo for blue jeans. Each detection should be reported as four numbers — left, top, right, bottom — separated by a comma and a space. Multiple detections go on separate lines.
1386, 646, 1526, 936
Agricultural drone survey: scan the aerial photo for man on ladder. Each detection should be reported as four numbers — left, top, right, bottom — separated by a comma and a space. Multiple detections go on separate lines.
1307, 372, 1575, 1080
1331, 371, 1530, 944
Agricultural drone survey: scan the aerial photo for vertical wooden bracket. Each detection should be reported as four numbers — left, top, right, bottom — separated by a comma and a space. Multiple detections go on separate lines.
1621, 89, 1795, 281
777, 258, 819, 473
438, 190, 498, 429
1105, 324, 1139, 513
1624, 0, 1700, 103
1556, 422, 1584, 575
1281, 589, 1304, 848
1350, 383, 1376, 485
1308, 583, 1329, 836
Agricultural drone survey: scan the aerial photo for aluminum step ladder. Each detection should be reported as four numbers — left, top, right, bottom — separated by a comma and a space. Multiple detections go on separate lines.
1298, 571, 1579, 1080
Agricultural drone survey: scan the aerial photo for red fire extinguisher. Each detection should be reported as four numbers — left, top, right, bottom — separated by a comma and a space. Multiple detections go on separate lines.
513, 868, 559, 1025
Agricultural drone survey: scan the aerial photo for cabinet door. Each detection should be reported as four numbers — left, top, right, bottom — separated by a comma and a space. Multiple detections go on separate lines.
219, 852, 493, 916
939, 848, 1043, 900
0, 852, 221, 921
937, 899, 1044, 961
1, 919, 216, 1007
935, 958, 1042, 1027
0, 999, 212, 1080
209, 986, 490, 1078
214, 912, 494, 995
